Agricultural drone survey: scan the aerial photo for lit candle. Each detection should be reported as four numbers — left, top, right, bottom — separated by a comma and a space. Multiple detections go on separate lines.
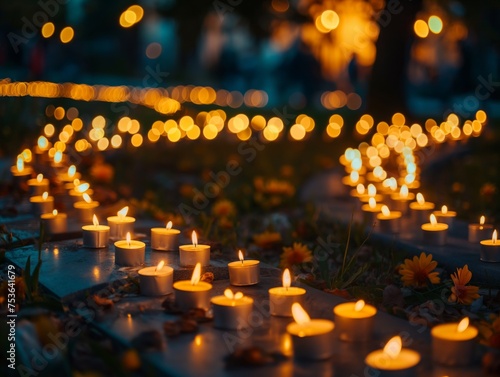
179, 231, 210, 267
431, 317, 478, 366
342, 170, 363, 187
82, 214, 110, 248
268, 268, 306, 317
421, 214, 448, 246
333, 300, 377, 342
211, 288, 254, 330
361, 197, 383, 223
138, 260, 174, 296
40, 209, 67, 235
480, 230, 500, 262
409, 193, 435, 224
73, 193, 100, 223
107, 206, 135, 240
10, 156, 32, 177
150, 221, 180, 251
376, 205, 402, 234
173, 263, 212, 311
468, 215, 493, 243
433, 205, 457, 228
286, 303, 334, 360
58, 165, 80, 182
51, 150, 64, 168
359, 184, 383, 204
390, 184, 415, 214
228, 250, 260, 286
350, 183, 365, 198
68, 182, 94, 202
365, 335, 420, 376
114, 232, 145, 266
27, 174, 49, 196
30, 191, 54, 215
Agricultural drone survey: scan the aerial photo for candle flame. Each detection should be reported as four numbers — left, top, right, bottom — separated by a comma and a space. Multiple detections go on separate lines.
381, 205, 390, 216
38, 136, 48, 149
238, 250, 244, 264
350, 170, 359, 183
480, 216, 485, 225
36, 174, 43, 183
354, 300, 365, 312
83, 193, 92, 203
283, 268, 291, 289
291, 303, 310, 325
400, 184, 409, 198
166, 221, 172, 230
430, 214, 437, 225
356, 183, 365, 195
190, 263, 201, 285
224, 288, 243, 300
93, 214, 99, 226
441, 205, 448, 215
68, 165, 76, 178
117, 206, 129, 218
156, 260, 165, 272
388, 178, 397, 191
493, 230, 498, 244
367, 184, 376, 197
52, 209, 58, 216
54, 150, 62, 163
77, 183, 90, 193
368, 197, 376, 209
383, 336, 402, 359
192, 230, 198, 247
416, 193, 425, 205
16, 157, 24, 172
457, 317, 469, 333
42, 192, 49, 200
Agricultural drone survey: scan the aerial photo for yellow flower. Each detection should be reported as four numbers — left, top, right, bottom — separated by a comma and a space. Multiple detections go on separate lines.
280, 242, 313, 268
399, 252, 440, 288
252, 231, 282, 248
211, 199, 236, 218
449, 265, 480, 305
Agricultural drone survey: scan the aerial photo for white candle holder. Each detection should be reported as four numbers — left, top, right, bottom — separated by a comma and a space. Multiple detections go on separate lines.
211, 294, 254, 330
179, 245, 210, 267
40, 211, 67, 235
173, 281, 212, 311
228, 260, 260, 286
30, 195, 54, 216
480, 231, 500, 262
114, 239, 145, 266
268, 287, 306, 317
421, 223, 448, 246
107, 216, 135, 240
365, 337, 420, 377
287, 320, 335, 360
333, 301, 377, 342
151, 228, 180, 251
82, 225, 110, 248
74, 201, 99, 223
431, 321, 478, 366
139, 265, 174, 296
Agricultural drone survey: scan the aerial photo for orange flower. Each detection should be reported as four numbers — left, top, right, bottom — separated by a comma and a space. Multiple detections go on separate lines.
280, 242, 313, 268
211, 199, 236, 218
252, 231, 282, 248
448, 265, 480, 305
399, 252, 440, 288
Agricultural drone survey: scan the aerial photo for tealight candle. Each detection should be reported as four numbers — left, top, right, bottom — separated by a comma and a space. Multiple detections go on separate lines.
173, 263, 212, 311
27, 174, 49, 196
30, 192, 54, 215
333, 300, 377, 342
359, 184, 383, 204
151, 221, 180, 251
211, 288, 254, 330
376, 205, 402, 234
390, 184, 415, 214
114, 232, 145, 266
350, 183, 366, 198
409, 193, 435, 224
480, 230, 500, 262
10, 157, 32, 178
433, 205, 456, 228
431, 317, 478, 366
139, 260, 174, 296
228, 250, 260, 286
286, 303, 334, 360
40, 209, 67, 235
179, 231, 210, 267
269, 268, 306, 317
365, 335, 420, 377
342, 171, 364, 187
82, 215, 110, 248
468, 215, 493, 243
421, 214, 448, 245
58, 165, 81, 182
361, 197, 383, 224
73, 193, 100, 223
107, 206, 135, 240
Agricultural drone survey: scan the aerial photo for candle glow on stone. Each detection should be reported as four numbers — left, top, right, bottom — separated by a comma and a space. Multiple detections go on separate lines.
191, 263, 201, 285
